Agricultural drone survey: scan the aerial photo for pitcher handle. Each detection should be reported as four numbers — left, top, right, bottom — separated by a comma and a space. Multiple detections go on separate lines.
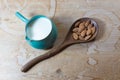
15, 12, 29, 23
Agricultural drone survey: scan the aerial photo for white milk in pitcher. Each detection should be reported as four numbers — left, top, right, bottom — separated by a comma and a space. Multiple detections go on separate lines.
27, 18, 52, 40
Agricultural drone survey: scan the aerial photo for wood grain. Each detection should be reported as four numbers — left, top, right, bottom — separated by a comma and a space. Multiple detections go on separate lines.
0, 0, 120, 80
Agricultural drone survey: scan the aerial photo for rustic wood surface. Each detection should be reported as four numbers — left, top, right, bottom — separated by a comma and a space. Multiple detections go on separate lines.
0, 0, 120, 80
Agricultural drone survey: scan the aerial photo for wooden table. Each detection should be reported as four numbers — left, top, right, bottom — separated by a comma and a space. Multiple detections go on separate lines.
0, 0, 120, 80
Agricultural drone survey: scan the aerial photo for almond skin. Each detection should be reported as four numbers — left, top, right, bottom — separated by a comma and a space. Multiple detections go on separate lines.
91, 26, 96, 34
88, 24, 92, 29
76, 32, 81, 36
86, 29, 92, 35
75, 21, 80, 27
81, 29, 86, 37
72, 28, 79, 32
85, 20, 91, 27
79, 35, 84, 40
72, 33, 78, 40
85, 35, 92, 40
72, 20, 96, 41
78, 22, 85, 32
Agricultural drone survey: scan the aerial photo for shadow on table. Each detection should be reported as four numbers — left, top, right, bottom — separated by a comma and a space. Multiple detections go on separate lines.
52, 16, 75, 47
93, 18, 106, 41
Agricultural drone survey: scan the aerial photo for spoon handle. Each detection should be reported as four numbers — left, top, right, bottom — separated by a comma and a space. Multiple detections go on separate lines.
21, 41, 71, 72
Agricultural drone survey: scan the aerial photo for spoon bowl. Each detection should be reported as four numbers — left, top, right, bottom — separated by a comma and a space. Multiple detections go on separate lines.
65, 17, 99, 43
21, 17, 99, 72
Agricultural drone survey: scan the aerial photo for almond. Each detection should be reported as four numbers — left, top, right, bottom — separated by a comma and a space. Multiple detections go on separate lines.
79, 35, 84, 40
72, 28, 79, 32
85, 20, 91, 27
88, 24, 92, 29
85, 35, 92, 40
76, 32, 81, 36
86, 29, 92, 35
91, 26, 96, 34
81, 29, 86, 37
72, 33, 78, 40
78, 22, 85, 32
72, 20, 96, 41
75, 21, 80, 27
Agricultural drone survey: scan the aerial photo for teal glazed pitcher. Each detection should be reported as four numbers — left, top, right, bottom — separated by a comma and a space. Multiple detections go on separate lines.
15, 12, 58, 49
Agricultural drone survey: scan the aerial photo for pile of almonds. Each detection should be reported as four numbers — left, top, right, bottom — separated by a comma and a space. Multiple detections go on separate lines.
72, 20, 96, 41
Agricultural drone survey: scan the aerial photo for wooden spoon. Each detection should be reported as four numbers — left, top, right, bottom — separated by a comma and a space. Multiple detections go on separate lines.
21, 17, 99, 72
